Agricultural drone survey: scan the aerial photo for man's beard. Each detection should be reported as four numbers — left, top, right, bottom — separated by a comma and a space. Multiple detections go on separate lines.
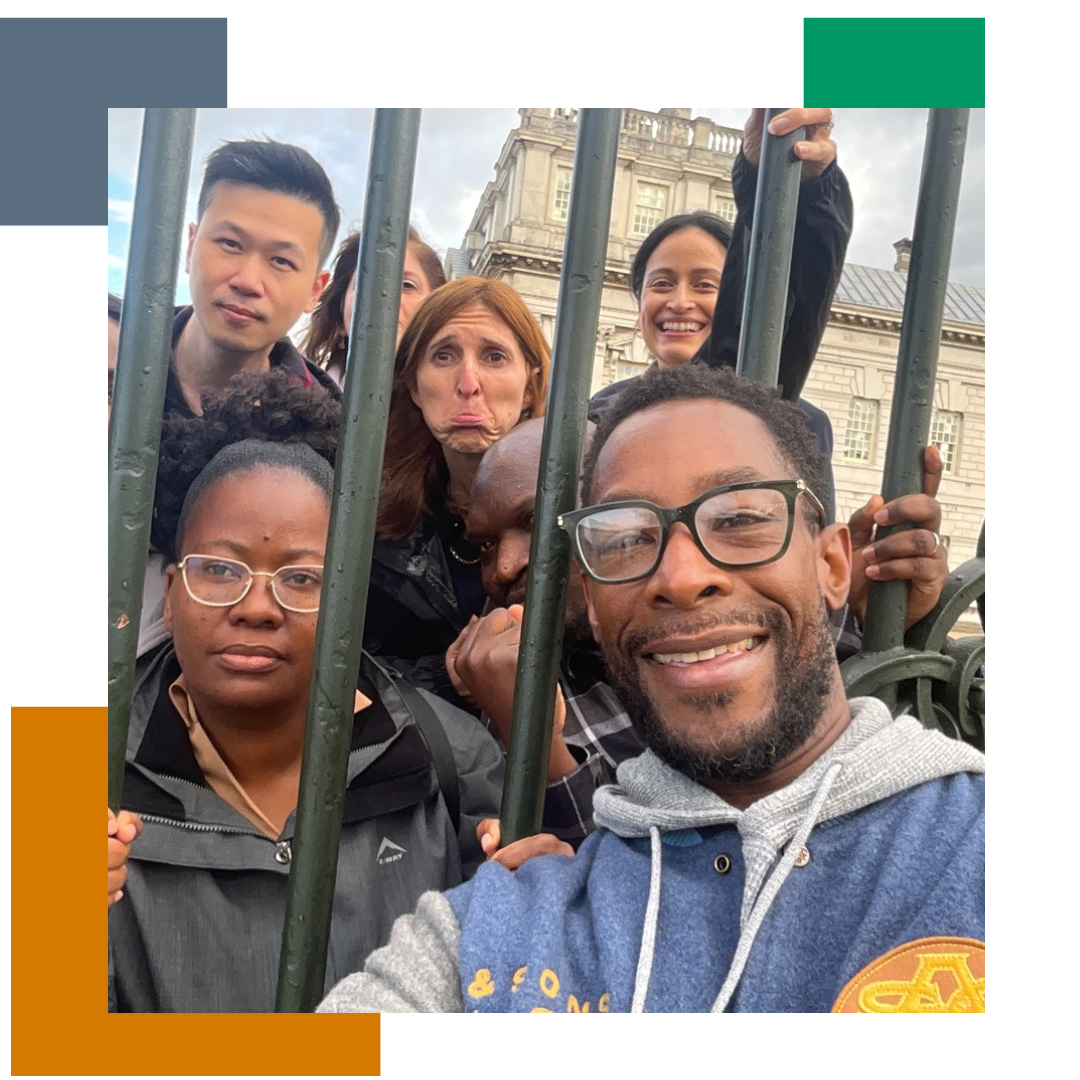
601, 600, 836, 785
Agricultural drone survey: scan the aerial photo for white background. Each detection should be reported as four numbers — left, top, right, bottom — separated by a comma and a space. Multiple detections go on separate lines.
0, 1, 1062, 1073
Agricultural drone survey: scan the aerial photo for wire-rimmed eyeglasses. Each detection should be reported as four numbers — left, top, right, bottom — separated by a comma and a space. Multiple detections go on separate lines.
177, 555, 324, 613
558, 479, 825, 584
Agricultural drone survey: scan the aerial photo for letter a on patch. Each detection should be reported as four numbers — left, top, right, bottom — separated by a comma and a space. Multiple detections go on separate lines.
832, 937, 985, 1013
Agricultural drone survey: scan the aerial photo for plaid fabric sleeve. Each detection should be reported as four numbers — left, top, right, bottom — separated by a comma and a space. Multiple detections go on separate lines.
831, 603, 862, 663
478, 709, 614, 847
541, 748, 618, 847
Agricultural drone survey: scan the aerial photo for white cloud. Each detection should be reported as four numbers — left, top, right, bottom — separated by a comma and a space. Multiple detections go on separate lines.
107, 107, 984, 287
108, 198, 133, 224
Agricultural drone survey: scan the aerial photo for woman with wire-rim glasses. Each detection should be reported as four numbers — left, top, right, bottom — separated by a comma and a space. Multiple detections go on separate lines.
108, 372, 510, 1013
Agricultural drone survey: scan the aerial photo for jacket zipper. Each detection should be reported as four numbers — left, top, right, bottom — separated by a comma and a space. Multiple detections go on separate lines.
136, 813, 266, 838
137, 814, 294, 864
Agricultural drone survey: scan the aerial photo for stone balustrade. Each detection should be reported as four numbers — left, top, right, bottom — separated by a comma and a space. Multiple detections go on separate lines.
523, 107, 742, 161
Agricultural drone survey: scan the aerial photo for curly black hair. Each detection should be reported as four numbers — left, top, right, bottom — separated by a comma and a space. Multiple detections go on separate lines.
152, 368, 341, 559
580, 365, 829, 527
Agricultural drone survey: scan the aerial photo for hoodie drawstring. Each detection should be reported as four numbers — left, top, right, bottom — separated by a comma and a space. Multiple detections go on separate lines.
710, 760, 845, 1013
630, 826, 663, 1012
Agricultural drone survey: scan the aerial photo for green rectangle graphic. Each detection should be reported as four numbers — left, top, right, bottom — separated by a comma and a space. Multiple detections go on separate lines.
804, 18, 984, 106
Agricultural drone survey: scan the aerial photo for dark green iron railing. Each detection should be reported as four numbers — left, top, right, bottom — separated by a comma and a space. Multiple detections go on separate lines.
109, 107, 984, 1012
737, 108, 805, 389
839, 109, 984, 747
107, 108, 196, 811
498, 109, 623, 845
275, 110, 422, 1013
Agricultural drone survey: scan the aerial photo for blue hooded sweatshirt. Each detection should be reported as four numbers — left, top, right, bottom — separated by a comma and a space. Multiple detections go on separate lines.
319, 698, 985, 1013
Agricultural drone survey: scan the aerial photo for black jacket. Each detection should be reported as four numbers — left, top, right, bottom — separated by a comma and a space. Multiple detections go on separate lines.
705, 154, 853, 399
364, 514, 479, 708
162, 306, 341, 419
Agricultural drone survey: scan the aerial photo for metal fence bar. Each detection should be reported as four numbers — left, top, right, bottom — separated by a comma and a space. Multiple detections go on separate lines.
860, 108, 970, 673
275, 109, 422, 1013
107, 108, 197, 810
735, 108, 804, 388
499, 109, 623, 845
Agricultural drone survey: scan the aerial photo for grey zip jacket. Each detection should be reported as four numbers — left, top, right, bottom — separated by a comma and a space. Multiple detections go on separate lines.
318, 697, 984, 1012
109, 645, 505, 1013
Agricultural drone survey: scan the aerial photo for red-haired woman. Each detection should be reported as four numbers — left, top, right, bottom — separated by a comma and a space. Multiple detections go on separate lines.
365, 277, 550, 704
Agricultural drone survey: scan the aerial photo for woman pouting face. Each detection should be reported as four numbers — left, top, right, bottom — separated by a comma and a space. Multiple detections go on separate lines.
408, 302, 535, 459
638, 226, 727, 369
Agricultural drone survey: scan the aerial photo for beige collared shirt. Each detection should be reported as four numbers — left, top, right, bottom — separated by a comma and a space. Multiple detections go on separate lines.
168, 676, 371, 838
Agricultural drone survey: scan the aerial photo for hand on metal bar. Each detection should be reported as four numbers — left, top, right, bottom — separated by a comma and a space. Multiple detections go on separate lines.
847, 445, 949, 630
477, 818, 573, 870
741, 108, 837, 179
446, 604, 579, 783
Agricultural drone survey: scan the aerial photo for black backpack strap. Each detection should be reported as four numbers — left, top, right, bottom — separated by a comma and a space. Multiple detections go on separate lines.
394, 678, 460, 833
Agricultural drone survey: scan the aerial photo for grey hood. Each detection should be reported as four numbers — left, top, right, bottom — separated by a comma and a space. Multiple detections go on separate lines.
592, 697, 985, 1012
594, 696, 984, 842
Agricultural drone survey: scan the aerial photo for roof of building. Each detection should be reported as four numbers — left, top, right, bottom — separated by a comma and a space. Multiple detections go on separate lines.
445, 247, 473, 279
445, 241, 985, 329
837, 263, 984, 327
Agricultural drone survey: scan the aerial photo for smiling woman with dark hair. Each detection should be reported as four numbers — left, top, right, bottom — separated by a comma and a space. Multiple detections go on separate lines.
588, 108, 851, 526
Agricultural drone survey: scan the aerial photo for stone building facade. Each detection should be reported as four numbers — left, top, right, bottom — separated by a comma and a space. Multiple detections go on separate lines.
446, 108, 985, 634
812, 255, 985, 608
446, 108, 741, 384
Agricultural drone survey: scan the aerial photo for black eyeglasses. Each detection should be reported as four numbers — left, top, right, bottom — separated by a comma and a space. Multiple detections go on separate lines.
558, 480, 825, 584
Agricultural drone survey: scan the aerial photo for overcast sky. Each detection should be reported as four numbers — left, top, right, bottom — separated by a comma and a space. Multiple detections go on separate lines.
107, 108, 985, 306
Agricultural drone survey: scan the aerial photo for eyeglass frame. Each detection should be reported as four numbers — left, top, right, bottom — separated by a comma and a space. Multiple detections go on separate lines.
558, 479, 827, 585
175, 554, 324, 613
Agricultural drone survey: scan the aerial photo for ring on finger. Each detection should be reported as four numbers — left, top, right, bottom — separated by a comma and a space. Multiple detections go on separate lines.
930, 531, 942, 555
820, 120, 835, 134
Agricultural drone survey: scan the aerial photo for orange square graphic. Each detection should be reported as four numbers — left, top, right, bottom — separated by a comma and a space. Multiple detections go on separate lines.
11, 706, 380, 1076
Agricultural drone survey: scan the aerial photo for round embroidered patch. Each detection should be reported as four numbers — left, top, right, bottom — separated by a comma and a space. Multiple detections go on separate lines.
832, 936, 985, 1013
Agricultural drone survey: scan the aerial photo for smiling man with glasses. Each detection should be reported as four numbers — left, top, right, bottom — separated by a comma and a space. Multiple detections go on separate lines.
565, 392, 842, 800
320, 364, 985, 1014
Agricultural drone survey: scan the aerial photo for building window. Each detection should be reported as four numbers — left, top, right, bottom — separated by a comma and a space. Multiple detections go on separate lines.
552, 167, 572, 222
632, 184, 667, 237
713, 196, 736, 223
843, 398, 878, 463
616, 358, 650, 382
930, 410, 962, 474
